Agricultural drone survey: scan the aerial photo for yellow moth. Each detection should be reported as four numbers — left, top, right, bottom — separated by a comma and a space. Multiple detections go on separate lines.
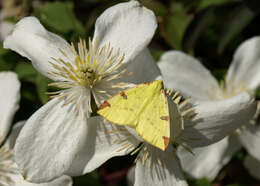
97, 80, 170, 151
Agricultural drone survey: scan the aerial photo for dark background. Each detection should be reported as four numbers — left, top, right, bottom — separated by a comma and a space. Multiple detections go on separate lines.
1, 0, 260, 185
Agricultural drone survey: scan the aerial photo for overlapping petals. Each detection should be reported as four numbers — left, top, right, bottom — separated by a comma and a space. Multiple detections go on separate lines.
14, 99, 137, 183
134, 145, 187, 186
158, 51, 221, 101
178, 93, 256, 148
177, 136, 241, 180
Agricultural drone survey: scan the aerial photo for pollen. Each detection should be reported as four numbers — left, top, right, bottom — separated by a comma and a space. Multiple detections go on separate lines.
47, 38, 129, 118
48, 38, 125, 89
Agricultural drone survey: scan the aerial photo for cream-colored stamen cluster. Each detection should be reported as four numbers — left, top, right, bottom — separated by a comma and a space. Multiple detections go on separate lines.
0, 146, 18, 186
48, 38, 128, 117
208, 78, 251, 100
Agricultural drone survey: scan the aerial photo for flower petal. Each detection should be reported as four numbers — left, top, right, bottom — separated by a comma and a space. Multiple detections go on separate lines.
177, 136, 241, 181
6, 121, 25, 148
0, 72, 20, 144
226, 37, 260, 90
134, 145, 188, 186
178, 92, 256, 148
65, 117, 139, 176
4, 16, 75, 81
244, 155, 260, 180
14, 98, 90, 183
158, 51, 220, 101
10, 173, 72, 186
93, 1, 157, 64
123, 48, 161, 84
239, 124, 260, 161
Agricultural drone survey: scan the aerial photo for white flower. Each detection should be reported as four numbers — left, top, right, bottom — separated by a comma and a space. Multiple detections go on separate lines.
0, 71, 72, 186
157, 37, 260, 180
125, 88, 255, 186
3, 1, 161, 183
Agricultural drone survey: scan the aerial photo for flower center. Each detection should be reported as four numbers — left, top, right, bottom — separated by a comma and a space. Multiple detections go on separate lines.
208, 78, 252, 100
49, 38, 125, 90
47, 38, 128, 118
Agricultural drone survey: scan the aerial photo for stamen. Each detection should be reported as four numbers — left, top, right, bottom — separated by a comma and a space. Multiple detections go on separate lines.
0, 146, 19, 186
46, 38, 129, 118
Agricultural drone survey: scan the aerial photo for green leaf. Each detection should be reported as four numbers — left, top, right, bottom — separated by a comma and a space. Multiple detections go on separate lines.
151, 50, 164, 62
218, 5, 255, 54
36, 74, 51, 104
139, 0, 167, 17
34, 2, 85, 36
14, 62, 38, 83
73, 171, 102, 186
161, 2, 192, 50
182, 7, 215, 53
0, 46, 17, 71
198, 0, 232, 10
255, 88, 260, 99
189, 178, 212, 186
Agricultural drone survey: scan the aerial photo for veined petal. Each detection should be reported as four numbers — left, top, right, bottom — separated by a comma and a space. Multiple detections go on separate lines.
4, 16, 75, 81
177, 136, 241, 181
239, 124, 260, 162
14, 98, 89, 183
226, 37, 260, 91
158, 51, 220, 101
0, 72, 20, 144
134, 145, 188, 186
244, 155, 260, 180
9, 173, 72, 186
178, 92, 256, 148
93, 1, 157, 64
65, 117, 139, 176
122, 48, 161, 84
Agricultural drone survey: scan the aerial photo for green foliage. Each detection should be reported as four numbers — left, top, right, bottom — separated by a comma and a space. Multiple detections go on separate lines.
33, 2, 85, 39
218, 5, 255, 54
189, 178, 212, 186
1, 0, 260, 186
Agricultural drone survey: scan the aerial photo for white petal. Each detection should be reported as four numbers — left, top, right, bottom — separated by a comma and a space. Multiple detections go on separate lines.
0, 21, 14, 41
158, 51, 220, 101
6, 121, 25, 148
177, 136, 241, 181
10, 173, 72, 186
134, 145, 188, 186
226, 37, 260, 90
239, 125, 260, 161
179, 92, 256, 148
244, 155, 260, 180
122, 48, 161, 84
93, 1, 157, 64
4, 16, 75, 81
0, 72, 20, 144
65, 117, 139, 176
14, 98, 90, 183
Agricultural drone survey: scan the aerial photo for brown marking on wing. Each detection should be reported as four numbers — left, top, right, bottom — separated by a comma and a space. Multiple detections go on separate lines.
160, 116, 169, 121
98, 101, 111, 110
120, 91, 127, 99
163, 136, 170, 150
